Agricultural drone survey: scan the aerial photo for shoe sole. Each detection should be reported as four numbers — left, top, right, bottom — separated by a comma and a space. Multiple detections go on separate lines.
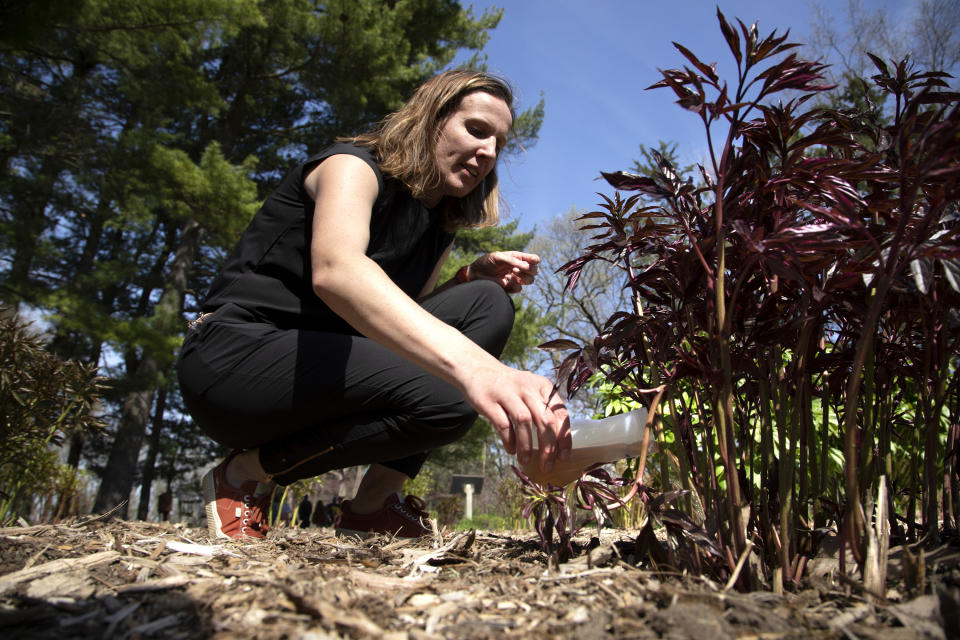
335, 526, 426, 540
202, 468, 230, 540
335, 527, 375, 540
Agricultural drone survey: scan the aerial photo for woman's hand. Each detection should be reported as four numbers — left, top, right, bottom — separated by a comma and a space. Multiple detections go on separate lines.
460, 362, 572, 475
466, 251, 539, 293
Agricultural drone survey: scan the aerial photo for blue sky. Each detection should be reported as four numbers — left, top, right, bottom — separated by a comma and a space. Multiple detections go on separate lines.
459, 1, 903, 233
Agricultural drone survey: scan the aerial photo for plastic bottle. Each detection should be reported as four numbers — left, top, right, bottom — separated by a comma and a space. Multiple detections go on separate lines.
519, 407, 650, 486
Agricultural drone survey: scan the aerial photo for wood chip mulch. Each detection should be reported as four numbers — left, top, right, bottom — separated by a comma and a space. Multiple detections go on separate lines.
1, 517, 958, 639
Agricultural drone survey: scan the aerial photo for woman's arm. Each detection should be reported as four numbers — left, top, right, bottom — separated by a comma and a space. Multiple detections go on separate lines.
305, 155, 570, 472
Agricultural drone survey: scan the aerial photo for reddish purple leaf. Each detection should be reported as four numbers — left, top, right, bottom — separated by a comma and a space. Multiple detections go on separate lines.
538, 339, 580, 351
600, 171, 670, 196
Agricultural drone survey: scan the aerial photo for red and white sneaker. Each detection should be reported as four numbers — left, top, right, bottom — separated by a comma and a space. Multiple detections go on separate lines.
202, 450, 271, 539
336, 494, 431, 538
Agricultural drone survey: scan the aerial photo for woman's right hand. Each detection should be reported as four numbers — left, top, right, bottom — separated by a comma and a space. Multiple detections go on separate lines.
460, 362, 571, 474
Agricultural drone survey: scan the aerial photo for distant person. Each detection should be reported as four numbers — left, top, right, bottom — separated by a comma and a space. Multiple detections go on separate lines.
157, 491, 173, 522
297, 496, 312, 528
312, 499, 329, 527
179, 70, 571, 541
328, 498, 342, 528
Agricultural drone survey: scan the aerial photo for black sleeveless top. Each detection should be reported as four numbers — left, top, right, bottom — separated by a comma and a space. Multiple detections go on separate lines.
201, 143, 455, 332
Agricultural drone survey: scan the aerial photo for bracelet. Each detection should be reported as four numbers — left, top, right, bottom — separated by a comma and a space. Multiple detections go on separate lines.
456, 264, 471, 284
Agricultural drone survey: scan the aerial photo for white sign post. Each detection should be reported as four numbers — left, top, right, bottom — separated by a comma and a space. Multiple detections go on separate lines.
450, 475, 484, 523
464, 483, 474, 521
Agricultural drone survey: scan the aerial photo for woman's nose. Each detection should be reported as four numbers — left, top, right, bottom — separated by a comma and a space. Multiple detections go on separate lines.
477, 136, 497, 158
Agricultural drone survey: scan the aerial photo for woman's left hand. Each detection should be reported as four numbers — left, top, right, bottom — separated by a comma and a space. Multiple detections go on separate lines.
467, 251, 540, 293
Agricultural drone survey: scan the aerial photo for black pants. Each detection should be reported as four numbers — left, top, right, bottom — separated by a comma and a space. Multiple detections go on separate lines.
177, 280, 514, 485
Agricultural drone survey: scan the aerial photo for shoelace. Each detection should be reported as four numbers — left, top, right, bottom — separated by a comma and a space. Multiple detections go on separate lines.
397, 495, 429, 523
242, 492, 272, 535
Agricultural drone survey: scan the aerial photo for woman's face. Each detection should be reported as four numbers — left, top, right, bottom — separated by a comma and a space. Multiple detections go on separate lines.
426, 91, 512, 206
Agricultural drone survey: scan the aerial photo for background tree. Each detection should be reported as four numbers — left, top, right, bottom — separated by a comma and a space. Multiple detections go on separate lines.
526, 209, 628, 374
807, 0, 960, 89
630, 141, 696, 181
522, 141, 690, 395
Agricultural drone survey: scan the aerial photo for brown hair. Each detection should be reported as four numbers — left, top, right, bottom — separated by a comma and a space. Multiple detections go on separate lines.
344, 70, 515, 229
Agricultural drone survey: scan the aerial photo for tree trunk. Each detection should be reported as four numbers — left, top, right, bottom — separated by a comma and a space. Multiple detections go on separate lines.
137, 386, 168, 521
6, 159, 61, 310
94, 363, 156, 516
53, 431, 87, 519
93, 219, 203, 516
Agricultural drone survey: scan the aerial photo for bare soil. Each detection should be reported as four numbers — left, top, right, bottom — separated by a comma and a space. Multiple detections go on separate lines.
1, 517, 957, 639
